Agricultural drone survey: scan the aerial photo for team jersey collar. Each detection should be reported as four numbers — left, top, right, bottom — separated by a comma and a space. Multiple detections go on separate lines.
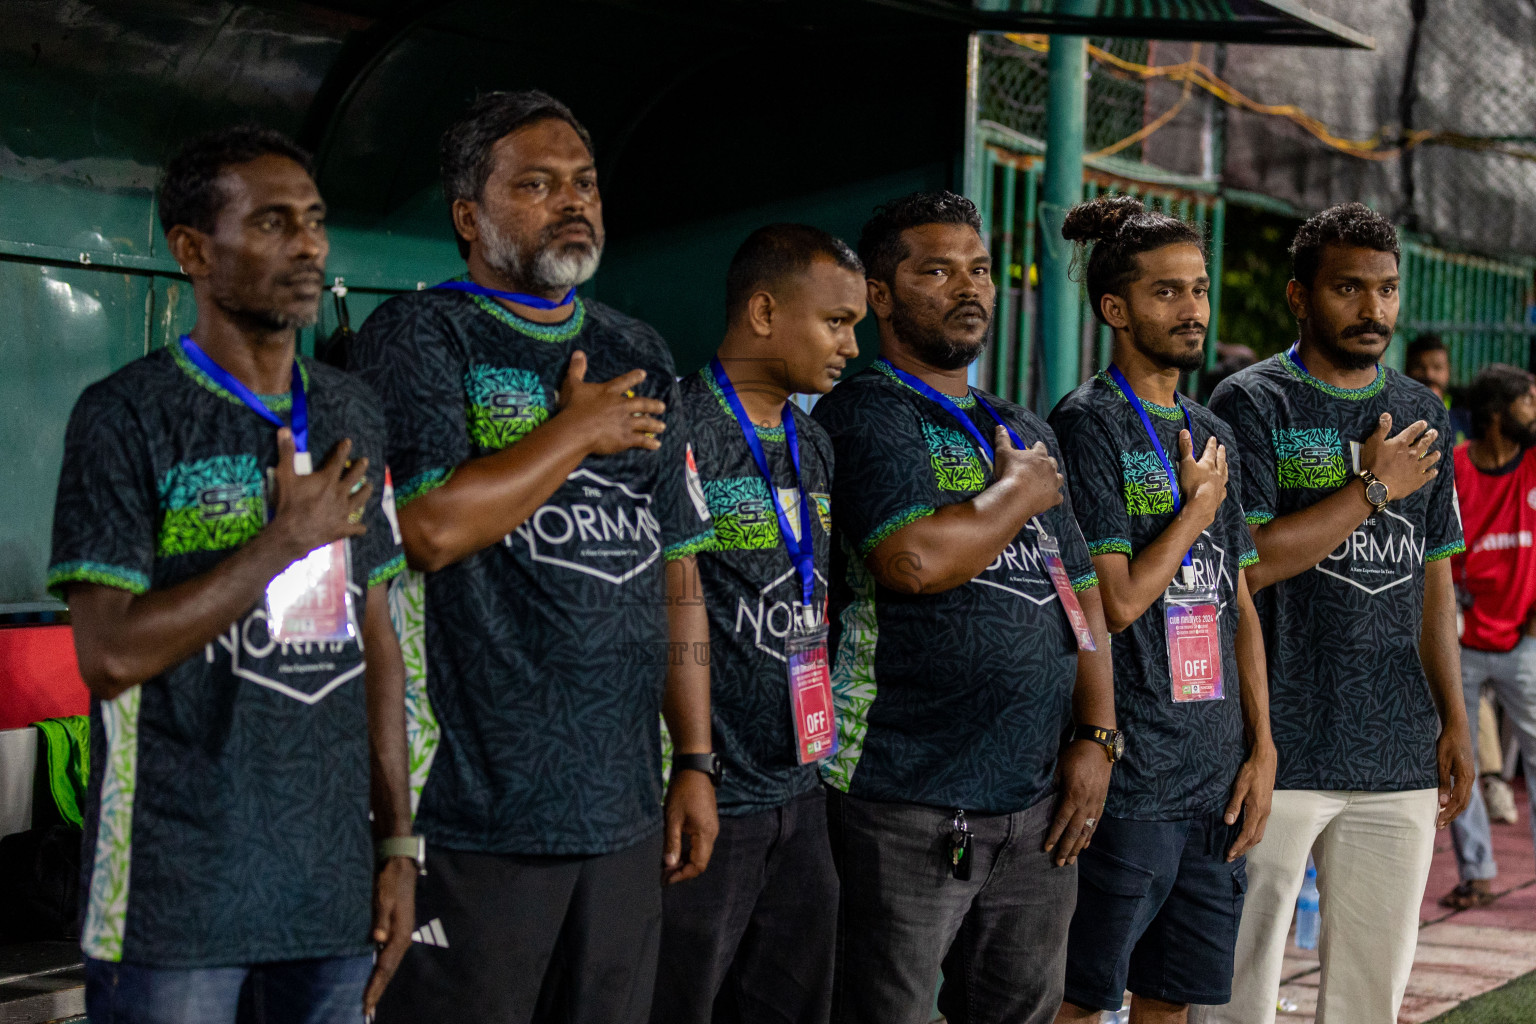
873, 358, 977, 408
449, 274, 587, 343
1280, 343, 1385, 400
169, 339, 310, 412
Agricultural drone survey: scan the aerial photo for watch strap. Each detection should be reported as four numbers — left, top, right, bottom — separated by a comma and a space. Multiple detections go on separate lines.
377, 835, 426, 873
671, 752, 723, 786
1072, 724, 1123, 763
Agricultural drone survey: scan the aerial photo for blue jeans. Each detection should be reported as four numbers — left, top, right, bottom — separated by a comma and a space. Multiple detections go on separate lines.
85, 954, 372, 1024
1451, 639, 1536, 883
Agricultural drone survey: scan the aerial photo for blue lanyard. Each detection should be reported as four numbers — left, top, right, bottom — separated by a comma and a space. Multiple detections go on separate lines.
1105, 364, 1196, 568
1286, 341, 1307, 375
433, 279, 575, 310
709, 358, 817, 607
180, 335, 308, 453
877, 359, 1024, 462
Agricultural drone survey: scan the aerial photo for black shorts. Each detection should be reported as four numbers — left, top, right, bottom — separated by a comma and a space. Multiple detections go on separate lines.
374, 832, 663, 1024
1062, 809, 1248, 1010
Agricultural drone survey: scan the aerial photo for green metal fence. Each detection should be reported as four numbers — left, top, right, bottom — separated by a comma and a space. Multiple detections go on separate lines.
1397, 238, 1535, 385
976, 128, 1224, 412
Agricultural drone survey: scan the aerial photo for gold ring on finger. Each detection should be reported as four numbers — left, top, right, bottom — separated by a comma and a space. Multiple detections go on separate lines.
348, 508, 364, 524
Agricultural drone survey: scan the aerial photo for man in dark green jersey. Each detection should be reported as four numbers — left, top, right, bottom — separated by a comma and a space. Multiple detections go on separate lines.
1048, 196, 1274, 1024
812, 192, 1117, 1024
50, 126, 415, 1022
347, 92, 717, 1024
1208, 204, 1473, 1024
652, 224, 864, 1024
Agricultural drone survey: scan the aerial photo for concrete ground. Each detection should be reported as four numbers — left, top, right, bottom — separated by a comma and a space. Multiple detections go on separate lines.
1275, 778, 1536, 1023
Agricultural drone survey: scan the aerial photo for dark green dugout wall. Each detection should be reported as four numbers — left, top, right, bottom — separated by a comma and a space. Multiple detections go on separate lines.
0, 0, 966, 610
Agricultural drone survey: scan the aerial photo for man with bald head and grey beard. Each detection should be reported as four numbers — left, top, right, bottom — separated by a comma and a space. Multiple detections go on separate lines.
348, 90, 719, 1024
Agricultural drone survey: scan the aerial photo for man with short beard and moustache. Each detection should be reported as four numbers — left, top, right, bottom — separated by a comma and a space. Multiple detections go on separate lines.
1208, 203, 1473, 1024
50, 126, 415, 1022
811, 192, 1116, 1024
1440, 364, 1536, 909
1047, 196, 1274, 1024
347, 92, 718, 1024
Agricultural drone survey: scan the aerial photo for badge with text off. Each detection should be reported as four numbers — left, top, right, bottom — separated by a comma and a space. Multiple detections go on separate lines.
1165, 575, 1222, 702
785, 609, 836, 764
1035, 518, 1096, 651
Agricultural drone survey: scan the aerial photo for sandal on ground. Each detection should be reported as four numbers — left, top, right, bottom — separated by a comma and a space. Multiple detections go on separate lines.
1439, 880, 1497, 910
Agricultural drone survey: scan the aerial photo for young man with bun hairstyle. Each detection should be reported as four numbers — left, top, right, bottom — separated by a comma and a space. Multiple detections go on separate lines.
1047, 195, 1274, 1024
651, 224, 864, 1024
811, 191, 1116, 1024
1207, 202, 1471, 1024
347, 91, 718, 1023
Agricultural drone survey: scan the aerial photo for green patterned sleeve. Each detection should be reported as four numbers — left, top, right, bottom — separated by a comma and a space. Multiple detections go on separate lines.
48, 385, 158, 601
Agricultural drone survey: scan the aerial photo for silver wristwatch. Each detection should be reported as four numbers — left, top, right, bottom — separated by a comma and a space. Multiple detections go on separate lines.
377, 835, 427, 875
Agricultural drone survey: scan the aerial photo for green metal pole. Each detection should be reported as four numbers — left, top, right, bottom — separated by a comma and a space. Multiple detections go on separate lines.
994, 159, 1017, 397
1040, 22, 1090, 408
1204, 197, 1226, 383
1018, 166, 1039, 407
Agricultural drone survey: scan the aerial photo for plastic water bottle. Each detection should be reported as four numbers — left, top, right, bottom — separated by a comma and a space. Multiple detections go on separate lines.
1295, 858, 1320, 950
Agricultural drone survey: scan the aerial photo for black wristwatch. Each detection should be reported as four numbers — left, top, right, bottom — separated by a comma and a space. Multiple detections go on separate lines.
671, 752, 724, 786
1072, 724, 1125, 764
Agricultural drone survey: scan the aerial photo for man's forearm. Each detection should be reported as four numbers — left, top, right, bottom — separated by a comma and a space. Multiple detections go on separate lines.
1071, 586, 1117, 729
1093, 505, 1214, 632
67, 527, 306, 700
1246, 479, 1374, 592
1422, 558, 1467, 727
867, 476, 1045, 595
363, 584, 412, 841
398, 415, 593, 573
662, 556, 712, 754
1234, 570, 1274, 751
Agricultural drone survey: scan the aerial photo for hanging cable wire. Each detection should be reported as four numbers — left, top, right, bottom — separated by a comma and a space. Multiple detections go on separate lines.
1006, 33, 1534, 164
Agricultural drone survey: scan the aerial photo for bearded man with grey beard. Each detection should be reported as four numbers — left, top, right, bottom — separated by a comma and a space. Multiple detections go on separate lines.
348, 91, 719, 1024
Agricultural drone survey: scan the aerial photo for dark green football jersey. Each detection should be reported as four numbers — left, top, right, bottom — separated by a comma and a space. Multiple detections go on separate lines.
48, 347, 403, 967
1210, 352, 1464, 792
348, 287, 714, 855
1051, 373, 1257, 820
678, 369, 833, 815
812, 362, 1098, 815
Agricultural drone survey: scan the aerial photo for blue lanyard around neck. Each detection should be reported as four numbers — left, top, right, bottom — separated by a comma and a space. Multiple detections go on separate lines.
1287, 340, 1379, 379
709, 358, 816, 608
180, 335, 308, 452
877, 359, 1024, 462
1105, 364, 1196, 568
433, 279, 576, 310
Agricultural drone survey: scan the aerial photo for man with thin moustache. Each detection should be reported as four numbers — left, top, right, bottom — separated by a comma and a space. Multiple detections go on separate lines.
1049, 196, 1273, 1024
652, 224, 864, 1024
1440, 364, 1536, 909
1209, 203, 1472, 1024
51, 126, 414, 1023
812, 191, 1117, 1024
347, 91, 717, 1024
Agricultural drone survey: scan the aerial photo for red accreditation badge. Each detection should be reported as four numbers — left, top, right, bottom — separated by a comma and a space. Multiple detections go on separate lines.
1035, 521, 1097, 652
1165, 584, 1223, 702
785, 613, 836, 764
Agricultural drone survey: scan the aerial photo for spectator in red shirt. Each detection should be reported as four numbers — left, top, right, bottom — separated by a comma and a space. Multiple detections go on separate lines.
1443, 363, 1536, 908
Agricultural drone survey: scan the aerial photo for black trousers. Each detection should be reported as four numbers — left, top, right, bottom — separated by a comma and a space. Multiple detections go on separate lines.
375, 831, 663, 1024
651, 788, 838, 1024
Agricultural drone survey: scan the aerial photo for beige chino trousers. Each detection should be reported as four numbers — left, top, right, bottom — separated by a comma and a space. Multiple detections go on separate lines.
1205, 788, 1438, 1024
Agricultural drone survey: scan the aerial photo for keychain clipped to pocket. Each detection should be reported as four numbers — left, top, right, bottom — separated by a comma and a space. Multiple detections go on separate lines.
1035, 518, 1097, 652
1165, 563, 1223, 703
